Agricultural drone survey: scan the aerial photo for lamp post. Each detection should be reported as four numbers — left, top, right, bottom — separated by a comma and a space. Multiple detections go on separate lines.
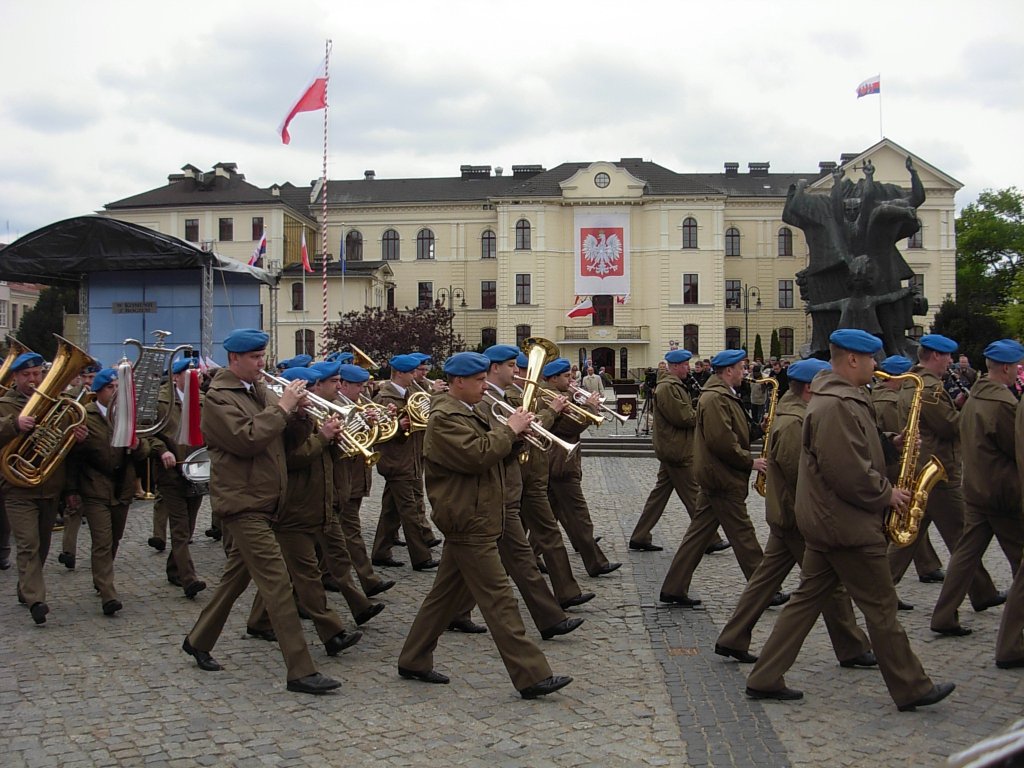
435, 285, 466, 359
742, 284, 761, 353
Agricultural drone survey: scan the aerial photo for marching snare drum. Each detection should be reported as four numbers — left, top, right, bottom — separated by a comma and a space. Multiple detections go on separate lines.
181, 447, 210, 497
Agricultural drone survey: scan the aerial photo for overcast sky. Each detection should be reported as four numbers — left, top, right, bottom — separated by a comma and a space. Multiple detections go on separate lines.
1, 0, 1021, 241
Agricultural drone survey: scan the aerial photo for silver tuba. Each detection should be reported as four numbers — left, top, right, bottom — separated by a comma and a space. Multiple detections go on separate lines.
121, 330, 193, 437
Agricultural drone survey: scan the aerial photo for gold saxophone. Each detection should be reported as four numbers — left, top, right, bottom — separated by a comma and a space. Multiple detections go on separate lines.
752, 376, 780, 497
873, 370, 947, 547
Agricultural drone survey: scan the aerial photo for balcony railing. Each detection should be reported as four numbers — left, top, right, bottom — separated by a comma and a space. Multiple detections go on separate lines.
556, 326, 649, 342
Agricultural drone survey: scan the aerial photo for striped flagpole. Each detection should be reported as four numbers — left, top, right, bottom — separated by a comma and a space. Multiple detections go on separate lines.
320, 39, 332, 354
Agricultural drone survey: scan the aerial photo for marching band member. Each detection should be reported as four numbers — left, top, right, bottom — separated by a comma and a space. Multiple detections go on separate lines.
997, 342, 1024, 668
408, 353, 443, 549
397, 351, 572, 699
57, 361, 101, 571
183, 329, 341, 695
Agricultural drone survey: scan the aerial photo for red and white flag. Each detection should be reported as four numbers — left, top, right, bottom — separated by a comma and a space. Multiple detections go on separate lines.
279, 58, 328, 145
249, 229, 267, 266
300, 229, 313, 273
567, 297, 595, 318
856, 75, 880, 98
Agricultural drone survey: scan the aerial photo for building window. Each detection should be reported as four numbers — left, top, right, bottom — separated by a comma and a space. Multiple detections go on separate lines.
416, 229, 435, 260
725, 227, 741, 257
481, 229, 496, 259
386, 286, 395, 310
725, 279, 741, 310
10, 305, 16, 330
251, 217, 264, 241
909, 273, 925, 295
515, 324, 532, 348
291, 282, 304, 311
620, 347, 628, 378
909, 324, 924, 341
778, 226, 793, 257
418, 281, 433, 309
185, 219, 199, 242
726, 327, 741, 349
0, 300, 7, 328
908, 225, 923, 249
382, 229, 400, 260
345, 230, 363, 261
593, 295, 613, 326
515, 219, 531, 250
778, 279, 794, 309
481, 327, 497, 348
481, 280, 496, 309
683, 274, 699, 305
219, 218, 233, 242
515, 274, 531, 305
295, 329, 315, 356
683, 324, 699, 354
682, 217, 698, 249
779, 327, 794, 356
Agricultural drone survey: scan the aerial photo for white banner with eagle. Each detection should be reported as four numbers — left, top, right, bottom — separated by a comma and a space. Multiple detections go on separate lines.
573, 211, 630, 297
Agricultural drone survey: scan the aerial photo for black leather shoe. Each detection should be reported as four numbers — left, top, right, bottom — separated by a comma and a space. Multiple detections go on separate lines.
287, 672, 341, 694
204, 527, 222, 541
629, 541, 664, 552
182, 638, 223, 671
715, 644, 757, 663
372, 557, 405, 568
393, 538, 406, 547
398, 666, 449, 684
147, 537, 166, 552
541, 617, 585, 640
246, 627, 277, 642
974, 590, 1008, 612
897, 682, 955, 711
167, 575, 183, 588
538, 561, 548, 574
321, 575, 343, 592
413, 559, 440, 571
996, 657, 1024, 669
325, 630, 362, 656
560, 592, 596, 610
354, 602, 385, 626
594, 536, 602, 544
58, 552, 75, 570
932, 625, 972, 637
366, 580, 396, 597
184, 581, 207, 600
660, 592, 702, 607
0, 557, 10, 570
427, 538, 443, 547
919, 569, 945, 583
705, 540, 732, 554
746, 686, 803, 701
768, 591, 790, 607
592, 562, 622, 576
839, 651, 878, 668
448, 618, 488, 634
102, 599, 122, 616
897, 599, 914, 611
29, 602, 49, 625
520, 674, 573, 699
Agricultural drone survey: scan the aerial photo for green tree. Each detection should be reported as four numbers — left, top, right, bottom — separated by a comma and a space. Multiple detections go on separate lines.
770, 329, 781, 359
956, 187, 1024, 308
931, 295, 1006, 368
16, 286, 78, 359
995, 270, 1024, 340
753, 333, 764, 362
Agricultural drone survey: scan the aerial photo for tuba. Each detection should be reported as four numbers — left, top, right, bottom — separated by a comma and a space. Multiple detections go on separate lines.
122, 331, 193, 437
752, 376, 780, 497
1, 336, 96, 488
873, 370, 947, 547
0, 337, 34, 396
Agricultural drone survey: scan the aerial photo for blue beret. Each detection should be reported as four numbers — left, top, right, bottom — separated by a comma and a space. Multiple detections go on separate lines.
919, 334, 957, 354
443, 351, 490, 377
542, 358, 571, 377
323, 351, 342, 363
323, 351, 356, 364
983, 339, 1024, 364
11, 352, 44, 372
515, 353, 529, 369
484, 344, 521, 363
223, 328, 269, 354
389, 354, 420, 373
787, 359, 831, 383
308, 361, 341, 382
879, 355, 913, 375
91, 367, 118, 392
710, 349, 746, 368
279, 367, 318, 383
829, 329, 883, 354
409, 352, 432, 364
337, 364, 370, 383
665, 349, 693, 364
82, 361, 102, 374
172, 358, 192, 375
277, 354, 312, 370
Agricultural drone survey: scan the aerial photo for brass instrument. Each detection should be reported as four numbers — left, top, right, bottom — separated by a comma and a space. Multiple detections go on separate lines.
0, 337, 34, 396
515, 377, 604, 426
482, 392, 579, 458
349, 343, 379, 371
752, 376, 780, 497
358, 394, 399, 443
402, 390, 432, 436
519, 337, 559, 414
568, 382, 630, 424
873, 369, 947, 547
1, 336, 96, 488
122, 331, 193, 437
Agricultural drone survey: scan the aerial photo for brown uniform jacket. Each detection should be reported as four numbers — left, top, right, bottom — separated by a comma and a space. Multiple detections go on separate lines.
870, 386, 902, 434
279, 414, 333, 531
201, 368, 290, 520
961, 376, 1020, 517
796, 372, 892, 551
0, 388, 70, 499
373, 381, 417, 480
477, 382, 525, 507
72, 403, 150, 505
422, 393, 515, 544
508, 384, 555, 487
897, 366, 961, 485
149, 390, 204, 491
764, 391, 805, 531
544, 383, 593, 480
694, 375, 753, 496
652, 370, 697, 466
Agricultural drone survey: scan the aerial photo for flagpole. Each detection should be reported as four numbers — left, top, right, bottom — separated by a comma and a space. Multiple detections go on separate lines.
878, 72, 883, 139
320, 38, 331, 354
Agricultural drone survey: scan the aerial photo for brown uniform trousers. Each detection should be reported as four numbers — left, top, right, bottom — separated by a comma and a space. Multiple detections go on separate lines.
6, 498, 58, 606
631, 462, 701, 548
60, 506, 82, 559
82, 500, 129, 604
372, 477, 433, 566
336, 455, 388, 593
997, 562, 1024, 664
159, 487, 202, 588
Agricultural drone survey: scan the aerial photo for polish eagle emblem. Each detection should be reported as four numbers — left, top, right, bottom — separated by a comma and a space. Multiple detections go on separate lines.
582, 230, 623, 276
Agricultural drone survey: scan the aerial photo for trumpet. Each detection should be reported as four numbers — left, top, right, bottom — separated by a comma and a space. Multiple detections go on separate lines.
514, 376, 604, 426
482, 393, 579, 458
568, 383, 630, 424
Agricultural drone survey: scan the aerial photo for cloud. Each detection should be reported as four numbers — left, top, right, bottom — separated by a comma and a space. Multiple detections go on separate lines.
4, 97, 100, 134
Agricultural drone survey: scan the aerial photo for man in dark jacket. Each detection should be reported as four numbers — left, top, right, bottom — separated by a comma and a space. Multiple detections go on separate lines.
997, 341, 1024, 667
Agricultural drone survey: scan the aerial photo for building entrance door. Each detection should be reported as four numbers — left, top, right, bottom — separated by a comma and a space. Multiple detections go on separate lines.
591, 346, 615, 378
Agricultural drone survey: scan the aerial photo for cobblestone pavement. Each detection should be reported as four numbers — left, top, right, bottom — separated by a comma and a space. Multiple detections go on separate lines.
2, 446, 1022, 766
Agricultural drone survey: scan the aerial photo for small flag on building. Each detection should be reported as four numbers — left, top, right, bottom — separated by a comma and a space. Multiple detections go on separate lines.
301, 229, 313, 273
615, 294, 630, 305
249, 230, 267, 266
856, 75, 880, 98
567, 296, 596, 318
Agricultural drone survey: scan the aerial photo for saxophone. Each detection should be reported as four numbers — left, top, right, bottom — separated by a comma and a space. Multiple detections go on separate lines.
873, 370, 948, 547
752, 376, 780, 497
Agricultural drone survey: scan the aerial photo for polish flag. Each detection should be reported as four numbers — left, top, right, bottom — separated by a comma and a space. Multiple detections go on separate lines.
567, 297, 595, 318
856, 75, 880, 98
301, 229, 313, 273
249, 230, 267, 266
279, 58, 328, 145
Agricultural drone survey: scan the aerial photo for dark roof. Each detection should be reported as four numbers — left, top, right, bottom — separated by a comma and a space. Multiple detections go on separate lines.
272, 182, 315, 214
685, 172, 809, 197
499, 160, 724, 198
325, 176, 521, 205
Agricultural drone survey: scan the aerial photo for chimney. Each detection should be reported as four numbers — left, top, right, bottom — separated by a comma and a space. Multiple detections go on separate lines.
723, 162, 739, 176
460, 165, 491, 179
748, 162, 770, 176
364, 170, 375, 180
494, 166, 503, 176
839, 153, 858, 165
818, 161, 837, 176
512, 164, 545, 179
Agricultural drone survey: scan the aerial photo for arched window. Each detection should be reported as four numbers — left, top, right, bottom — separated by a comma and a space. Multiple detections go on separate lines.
777, 226, 793, 257
382, 229, 400, 260
481, 327, 497, 348
515, 219, 531, 250
291, 282, 304, 311
481, 229, 496, 259
683, 324, 699, 354
295, 329, 314, 356
345, 230, 363, 261
779, 327, 794, 356
725, 227, 741, 257
909, 324, 924, 341
725, 327, 741, 349
682, 217, 698, 249
515, 324, 532, 348
416, 228, 435, 260
908, 227, 923, 249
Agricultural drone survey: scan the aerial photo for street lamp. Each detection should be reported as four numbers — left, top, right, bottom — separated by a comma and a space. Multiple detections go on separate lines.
742, 284, 761, 353
435, 285, 466, 359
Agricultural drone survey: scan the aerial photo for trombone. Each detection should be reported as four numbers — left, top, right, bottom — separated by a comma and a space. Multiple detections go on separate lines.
482, 393, 578, 458
568, 383, 630, 424
513, 375, 604, 426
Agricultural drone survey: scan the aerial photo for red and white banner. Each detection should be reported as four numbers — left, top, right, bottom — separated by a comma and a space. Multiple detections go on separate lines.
856, 75, 880, 98
300, 229, 313, 273
574, 212, 630, 296
567, 297, 595, 318
279, 58, 328, 145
